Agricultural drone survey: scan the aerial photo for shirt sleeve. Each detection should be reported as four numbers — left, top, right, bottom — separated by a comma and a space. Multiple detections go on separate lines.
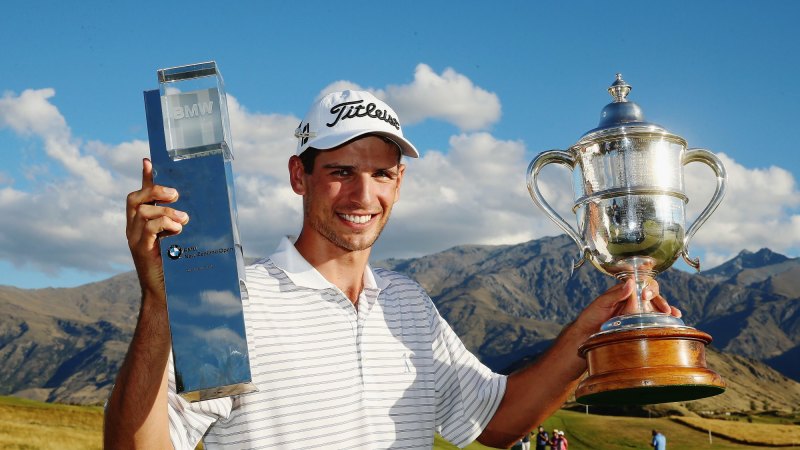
166, 352, 234, 450
430, 300, 507, 448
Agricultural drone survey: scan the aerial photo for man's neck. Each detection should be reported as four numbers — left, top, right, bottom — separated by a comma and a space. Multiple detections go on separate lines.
293, 233, 371, 305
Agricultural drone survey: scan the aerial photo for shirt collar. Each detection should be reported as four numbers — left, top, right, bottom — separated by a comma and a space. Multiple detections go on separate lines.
269, 237, 390, 291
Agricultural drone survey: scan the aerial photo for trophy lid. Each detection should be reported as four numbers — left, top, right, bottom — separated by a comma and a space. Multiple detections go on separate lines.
158, 61, 219, 83
580, 74, 675, 142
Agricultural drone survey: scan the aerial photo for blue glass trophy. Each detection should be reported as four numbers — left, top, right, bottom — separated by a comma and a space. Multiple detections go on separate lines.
143, 61, 256, 401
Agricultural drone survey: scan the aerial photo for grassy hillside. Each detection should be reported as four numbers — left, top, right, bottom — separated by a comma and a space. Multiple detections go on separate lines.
2, 396, 797, 449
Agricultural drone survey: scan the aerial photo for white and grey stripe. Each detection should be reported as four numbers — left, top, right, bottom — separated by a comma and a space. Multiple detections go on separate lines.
167, 238, 506, 449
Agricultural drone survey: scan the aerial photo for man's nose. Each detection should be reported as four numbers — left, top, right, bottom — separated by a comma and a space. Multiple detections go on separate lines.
350, 174, 373, 204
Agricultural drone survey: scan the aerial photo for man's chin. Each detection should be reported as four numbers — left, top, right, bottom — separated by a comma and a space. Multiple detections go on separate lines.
337, 237, 378, 252
323, 231, 380, 253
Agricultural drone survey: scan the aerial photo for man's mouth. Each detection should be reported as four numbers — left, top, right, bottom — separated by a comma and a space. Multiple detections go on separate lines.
339, 213, 374, 224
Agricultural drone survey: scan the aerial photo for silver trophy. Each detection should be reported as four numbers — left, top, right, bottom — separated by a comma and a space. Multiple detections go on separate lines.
527, 74, 727, 405
143, 61, 257, 401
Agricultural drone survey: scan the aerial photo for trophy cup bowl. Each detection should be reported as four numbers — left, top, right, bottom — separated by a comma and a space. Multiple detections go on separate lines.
527, 74, 727, 405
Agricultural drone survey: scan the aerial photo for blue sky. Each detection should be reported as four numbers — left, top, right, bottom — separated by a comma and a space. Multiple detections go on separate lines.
1, 1, 799, 288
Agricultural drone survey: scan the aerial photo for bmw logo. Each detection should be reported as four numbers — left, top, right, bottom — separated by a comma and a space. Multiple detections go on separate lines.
168, 245, 183, 260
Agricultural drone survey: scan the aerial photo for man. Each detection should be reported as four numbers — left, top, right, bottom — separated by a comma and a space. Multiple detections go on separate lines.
535, 426, 549, 450
652, 429, 667, 450
105, 90, 678, 449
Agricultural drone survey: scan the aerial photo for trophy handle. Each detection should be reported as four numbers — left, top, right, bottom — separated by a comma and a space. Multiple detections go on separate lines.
681, 148, 728, 271
526, 150, 589, 270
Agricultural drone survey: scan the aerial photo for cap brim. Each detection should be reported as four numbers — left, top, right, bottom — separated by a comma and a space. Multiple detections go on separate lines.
303, 130, 419, 158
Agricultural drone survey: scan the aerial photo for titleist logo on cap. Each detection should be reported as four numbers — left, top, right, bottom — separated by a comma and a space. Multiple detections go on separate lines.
327, 100, 400, 130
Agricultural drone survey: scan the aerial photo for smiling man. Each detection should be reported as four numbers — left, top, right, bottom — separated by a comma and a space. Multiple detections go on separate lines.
105, 90, 678, 449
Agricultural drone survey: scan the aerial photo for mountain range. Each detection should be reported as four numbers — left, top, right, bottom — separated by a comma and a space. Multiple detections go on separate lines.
1, 235, 799, 413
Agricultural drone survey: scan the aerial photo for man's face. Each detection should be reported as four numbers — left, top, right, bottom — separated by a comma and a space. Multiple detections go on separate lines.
290, 135, 405, 253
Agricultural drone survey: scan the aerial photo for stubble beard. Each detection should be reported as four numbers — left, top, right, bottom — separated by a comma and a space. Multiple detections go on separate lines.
303, 196, 389, 252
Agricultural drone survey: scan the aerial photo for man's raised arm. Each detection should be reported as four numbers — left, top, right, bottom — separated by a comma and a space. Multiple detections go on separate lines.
104, 158, 189, 450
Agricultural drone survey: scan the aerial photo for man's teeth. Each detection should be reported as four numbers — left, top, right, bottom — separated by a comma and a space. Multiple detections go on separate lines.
340, 214, 372, 224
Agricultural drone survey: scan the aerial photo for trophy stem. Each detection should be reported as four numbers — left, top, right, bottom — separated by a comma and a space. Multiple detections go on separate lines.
602, 257, 686, 332
633, 265, 649, 314
614, 256, 657, 315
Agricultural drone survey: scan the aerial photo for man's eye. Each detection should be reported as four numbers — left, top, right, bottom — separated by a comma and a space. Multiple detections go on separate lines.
332, 169, 351, 176
375, 170, 394, 179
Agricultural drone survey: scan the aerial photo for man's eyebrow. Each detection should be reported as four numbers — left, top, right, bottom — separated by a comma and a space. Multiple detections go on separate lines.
321, 163, 355, 169
320, 163, 399, 172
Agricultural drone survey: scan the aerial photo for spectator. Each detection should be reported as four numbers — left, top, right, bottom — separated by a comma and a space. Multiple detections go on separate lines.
535, 426, 549, 450
652, 429, 667, 450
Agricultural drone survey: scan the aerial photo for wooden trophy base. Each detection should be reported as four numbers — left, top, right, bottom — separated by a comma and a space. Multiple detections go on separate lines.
575, 327, 725, 405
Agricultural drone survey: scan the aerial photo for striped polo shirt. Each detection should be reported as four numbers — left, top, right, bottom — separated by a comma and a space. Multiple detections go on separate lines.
167, 237, 506, 449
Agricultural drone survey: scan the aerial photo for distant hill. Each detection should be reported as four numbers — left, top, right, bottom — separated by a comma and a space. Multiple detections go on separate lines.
1, 235, 799, 413
0, 272, 141, 404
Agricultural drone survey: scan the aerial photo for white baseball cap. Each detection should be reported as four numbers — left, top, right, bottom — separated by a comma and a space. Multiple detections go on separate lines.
294, 90, 419, 158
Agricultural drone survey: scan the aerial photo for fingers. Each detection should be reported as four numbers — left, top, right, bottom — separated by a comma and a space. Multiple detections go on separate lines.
127, 196, 188, 245
598, 278, 680, 318
142, 157, 155, 189
573, 279, 635, 336
577, 278, 682, 338
650, 293, 682, 318
640, 278, 660, 302
125, 158, 189, 250
650, 294, 670, 314
127, 159, 178, 212
593, 279, 636, 317
640, 278, 681, 318
126, 159, 187, 237
599, 278, 636, 308
132, 205, 189, 243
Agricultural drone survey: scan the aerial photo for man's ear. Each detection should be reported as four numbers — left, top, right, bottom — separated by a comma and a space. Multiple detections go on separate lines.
288, 155, 306, 195
393, 163, 406, 204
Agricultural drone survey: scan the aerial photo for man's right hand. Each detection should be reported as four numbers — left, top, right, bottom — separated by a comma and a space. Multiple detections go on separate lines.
125, 158, 189, 299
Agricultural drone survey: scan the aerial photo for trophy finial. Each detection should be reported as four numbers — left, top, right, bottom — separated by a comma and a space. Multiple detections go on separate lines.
594, 73, 644, 129
608, 73, 632, 103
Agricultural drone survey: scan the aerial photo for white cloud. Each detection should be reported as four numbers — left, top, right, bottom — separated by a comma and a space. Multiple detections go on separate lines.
683, 153, 800, 269
226, 95, 299, 179
0, 88, 66, 136
372, 132, 572, 260
0, 182, 124, 274
318, 63, 501, 132
0, 89, 115, 194
381, 64, 501, 131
